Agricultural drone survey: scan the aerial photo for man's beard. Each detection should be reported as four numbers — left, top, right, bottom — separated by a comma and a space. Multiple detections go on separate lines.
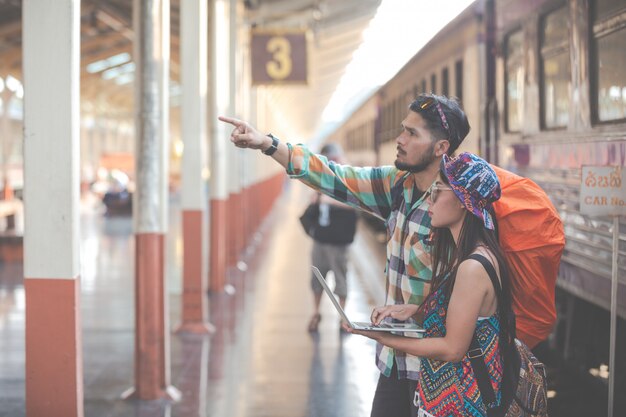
394, 143, 437, 173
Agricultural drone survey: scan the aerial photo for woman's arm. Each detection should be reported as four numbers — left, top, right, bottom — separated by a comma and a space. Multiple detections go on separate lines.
351, 259, 494, 362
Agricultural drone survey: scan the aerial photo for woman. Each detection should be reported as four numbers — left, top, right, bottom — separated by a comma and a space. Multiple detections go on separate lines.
346, 152, 516, 417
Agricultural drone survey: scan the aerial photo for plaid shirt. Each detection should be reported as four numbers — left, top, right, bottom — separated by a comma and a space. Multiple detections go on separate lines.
287, 144, 432, 380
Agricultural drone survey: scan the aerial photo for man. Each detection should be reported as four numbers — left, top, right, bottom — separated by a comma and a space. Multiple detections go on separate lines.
219, 94, 470, 417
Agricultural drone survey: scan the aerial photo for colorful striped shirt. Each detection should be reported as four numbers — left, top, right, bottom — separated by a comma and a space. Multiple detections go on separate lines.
287, 144, 433, 380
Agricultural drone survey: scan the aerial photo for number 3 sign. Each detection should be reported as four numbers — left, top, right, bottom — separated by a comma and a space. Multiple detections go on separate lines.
251, 30, 308, 85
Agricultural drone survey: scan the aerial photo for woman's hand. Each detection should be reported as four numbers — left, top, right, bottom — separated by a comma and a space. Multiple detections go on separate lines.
370, 304, 419, 325
343, 325, 384, 342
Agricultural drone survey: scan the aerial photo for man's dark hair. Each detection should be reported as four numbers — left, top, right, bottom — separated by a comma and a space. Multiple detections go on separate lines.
409, 94, 470, 155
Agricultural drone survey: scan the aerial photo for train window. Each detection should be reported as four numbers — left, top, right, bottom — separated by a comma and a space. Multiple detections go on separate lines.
596, 30, 626, 122
392, 99, 397, 131
541, 6, 570, 129
394, 99, 399, 130
543, 6, 569, 45
421, 79, 427, 93
381, 105, 389, 142
505, 30, 524, 132
431, 73, 437, 93
595, 0, 625, 21
442, 67, 449, 96
593, 1, 626, 122
455, 60, 463, 104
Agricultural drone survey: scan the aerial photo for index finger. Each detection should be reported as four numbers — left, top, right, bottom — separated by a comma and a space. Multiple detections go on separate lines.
371, 307, 383, 324
372, 307, 391, 325
218, 116, 244, 127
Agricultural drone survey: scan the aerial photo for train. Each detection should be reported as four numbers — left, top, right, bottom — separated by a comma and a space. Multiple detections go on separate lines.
325, 0, 626, 413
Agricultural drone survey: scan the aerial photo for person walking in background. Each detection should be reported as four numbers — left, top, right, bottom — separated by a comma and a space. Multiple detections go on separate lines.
218, 93, 470, 417
346, 153, 515, 417
302, 143, 358, 333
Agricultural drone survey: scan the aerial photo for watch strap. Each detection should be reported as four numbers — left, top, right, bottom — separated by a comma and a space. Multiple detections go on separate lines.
262, 133, 279, 156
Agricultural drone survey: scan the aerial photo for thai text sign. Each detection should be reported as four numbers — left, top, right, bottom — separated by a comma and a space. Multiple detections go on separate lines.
580, 166, 626, 216
251, 30, 307, 85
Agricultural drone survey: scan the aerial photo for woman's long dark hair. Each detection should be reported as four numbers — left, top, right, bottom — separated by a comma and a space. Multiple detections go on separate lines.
424, 173, 517, 349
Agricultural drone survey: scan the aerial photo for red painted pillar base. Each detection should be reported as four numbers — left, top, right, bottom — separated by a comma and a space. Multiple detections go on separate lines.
176, 210, 215, 335
124, 233, 180, 401
209, 199, 227, 293
226, 193, 239, 267
25, 277, 84, 417
232, 191, 244, 261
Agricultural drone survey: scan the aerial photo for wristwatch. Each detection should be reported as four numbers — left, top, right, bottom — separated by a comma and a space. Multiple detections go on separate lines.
262, 133, 279, 156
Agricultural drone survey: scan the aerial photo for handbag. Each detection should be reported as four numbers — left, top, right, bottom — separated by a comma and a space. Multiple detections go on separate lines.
299, 203, 319, 238
467, 254, 549, 417
299, 199, 358, 244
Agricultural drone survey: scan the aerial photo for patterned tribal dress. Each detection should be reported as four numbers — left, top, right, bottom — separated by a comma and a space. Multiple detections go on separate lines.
416, 273, 503, 417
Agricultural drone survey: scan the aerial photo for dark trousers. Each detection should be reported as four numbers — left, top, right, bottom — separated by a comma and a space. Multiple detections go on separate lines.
370, 364, 418, 417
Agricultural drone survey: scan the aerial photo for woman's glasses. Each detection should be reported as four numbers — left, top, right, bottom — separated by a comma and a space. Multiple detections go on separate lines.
429, 185, 453, 203
420, 97, 450, 134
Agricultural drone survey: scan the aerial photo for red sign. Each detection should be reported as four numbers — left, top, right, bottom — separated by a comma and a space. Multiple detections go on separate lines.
251, 30, 307, 85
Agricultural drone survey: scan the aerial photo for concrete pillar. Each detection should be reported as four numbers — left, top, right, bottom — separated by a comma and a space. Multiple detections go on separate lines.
244, 88, 259, 244
209, 0, 231, 292
226, 0, 242, 268
22, 1, 84, 416
238, 27, 253, 252
125, 0, 179, 401
177, 0, 214, 334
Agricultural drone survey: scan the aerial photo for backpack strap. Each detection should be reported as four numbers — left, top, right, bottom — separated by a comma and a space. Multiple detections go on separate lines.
468, 253, 502, 295
466, 253, 503, 415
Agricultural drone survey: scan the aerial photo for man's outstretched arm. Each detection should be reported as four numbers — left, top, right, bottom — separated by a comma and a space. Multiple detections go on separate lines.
218, 116, 290, 168
218, 115, 400, 218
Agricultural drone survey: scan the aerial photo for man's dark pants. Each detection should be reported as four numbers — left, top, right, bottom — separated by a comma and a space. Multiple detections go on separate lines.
370, 364, 418, 417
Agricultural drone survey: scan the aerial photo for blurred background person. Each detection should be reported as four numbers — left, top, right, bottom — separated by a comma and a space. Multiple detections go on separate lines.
301, 143, 358, 332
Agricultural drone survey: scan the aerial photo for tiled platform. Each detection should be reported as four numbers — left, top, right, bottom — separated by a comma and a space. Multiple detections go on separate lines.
0, 183, 384, 417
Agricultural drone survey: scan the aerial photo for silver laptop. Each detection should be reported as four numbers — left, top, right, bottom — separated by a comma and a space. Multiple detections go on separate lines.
312, 266, 424, 333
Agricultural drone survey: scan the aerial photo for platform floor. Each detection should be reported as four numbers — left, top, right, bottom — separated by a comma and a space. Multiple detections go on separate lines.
0, 182, 386, 417
1, 181, 613, 417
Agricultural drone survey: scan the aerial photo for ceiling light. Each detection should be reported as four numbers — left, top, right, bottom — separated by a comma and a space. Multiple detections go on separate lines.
86, 52, 131, 74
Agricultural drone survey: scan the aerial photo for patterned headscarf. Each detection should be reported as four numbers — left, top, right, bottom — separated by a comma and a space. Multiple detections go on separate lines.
441, 152, 501, 230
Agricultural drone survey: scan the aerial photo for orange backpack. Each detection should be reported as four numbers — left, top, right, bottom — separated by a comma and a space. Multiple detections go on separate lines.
493, 166, 565, 348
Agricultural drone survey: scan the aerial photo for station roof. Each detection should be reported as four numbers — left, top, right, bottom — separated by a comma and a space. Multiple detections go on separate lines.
0, 0, 381, 141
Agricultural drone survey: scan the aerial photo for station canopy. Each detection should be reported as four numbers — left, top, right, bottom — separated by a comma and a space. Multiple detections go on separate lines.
0, 0, 381, 142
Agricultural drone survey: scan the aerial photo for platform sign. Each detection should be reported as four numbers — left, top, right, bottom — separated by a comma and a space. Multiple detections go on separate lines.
580, 165, 624, 417
250, 29, 307, 85
579, 165, 625, 216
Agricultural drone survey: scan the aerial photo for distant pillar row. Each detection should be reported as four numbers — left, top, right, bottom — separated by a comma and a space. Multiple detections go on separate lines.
23, 1, 84, 417
127, 0, 179, 401
209, 0, 231, 292
226, 0, 243, 269
177, 0, 214, 334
